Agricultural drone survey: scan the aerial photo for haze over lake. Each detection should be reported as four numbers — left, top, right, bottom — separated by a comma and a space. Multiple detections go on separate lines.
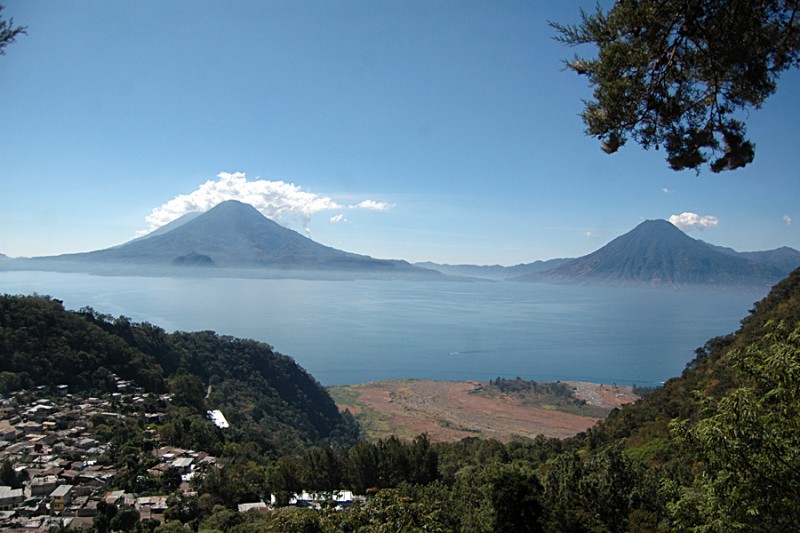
1, 271, 765, 387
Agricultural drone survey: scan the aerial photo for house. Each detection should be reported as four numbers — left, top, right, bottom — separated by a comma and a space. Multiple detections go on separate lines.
15, 497, 48, 517
0, 486, 24, 510
155, 446, 188, 461
16, 421, 43, 434
170, 457, 193, 475
59, 469, 81, 484
104, 490, 125, 505
0, 420, 18, 441
49, 484, 73, 514
75, 471, 109, 494
7, 516, 46, 529
135, 495, 168, 521
0, 510, 15, 525
76, 437, 99, 450
28, 475, 60, 498
207, 410, 230, 429
67, 516, 96, 529
238, 501, 268, 513
146, 462, 171, 478
270, 490, 358, 510
77, 498, 98, 517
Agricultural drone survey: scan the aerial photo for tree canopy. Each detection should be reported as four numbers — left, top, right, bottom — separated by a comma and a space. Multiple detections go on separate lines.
670, 321, 800, 530
552, 0, 800, 173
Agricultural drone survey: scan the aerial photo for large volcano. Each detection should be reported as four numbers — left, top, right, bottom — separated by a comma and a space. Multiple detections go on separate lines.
33, 200, 437, 276
520, 219, 788, 286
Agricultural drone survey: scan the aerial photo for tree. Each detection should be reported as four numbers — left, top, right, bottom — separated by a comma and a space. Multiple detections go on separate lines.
408, 433, 439, 485
198, 505, 243, 532
552, 0, 800, 173
161, 467, 183, 492
670, 321, 800, 531
0, 5, 26, 55
267, 456, 304, 506
0, 458, 23, 488
154, 521, 190, 533
348, 441, 380, 495
109, 505, 141, 532
336, 487, 451, 533
259, 508, 323, 533
167, 372, 206, 411
304, 446, 345, 493
377, 436, 411, 487
488, 464, 546, 533
93, 501, 118, 533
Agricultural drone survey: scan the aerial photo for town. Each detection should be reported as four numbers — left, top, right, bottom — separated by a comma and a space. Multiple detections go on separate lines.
0, 376, 274, 531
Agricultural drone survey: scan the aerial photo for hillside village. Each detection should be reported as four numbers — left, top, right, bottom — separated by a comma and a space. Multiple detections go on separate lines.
0, 377, 227, 531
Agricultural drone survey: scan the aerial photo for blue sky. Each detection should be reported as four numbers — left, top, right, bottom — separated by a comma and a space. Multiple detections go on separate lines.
1, 1, 798, 265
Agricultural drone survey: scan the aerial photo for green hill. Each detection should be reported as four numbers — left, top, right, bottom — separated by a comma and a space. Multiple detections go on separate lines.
590, 267, 800, 445
0, 294, 357, 455
569, 267, 800, 530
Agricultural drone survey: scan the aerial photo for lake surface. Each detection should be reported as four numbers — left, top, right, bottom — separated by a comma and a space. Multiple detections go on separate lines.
0, 271, 766, 387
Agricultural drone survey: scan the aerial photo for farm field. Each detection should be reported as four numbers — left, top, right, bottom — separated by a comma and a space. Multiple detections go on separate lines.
329, 379, 639, 442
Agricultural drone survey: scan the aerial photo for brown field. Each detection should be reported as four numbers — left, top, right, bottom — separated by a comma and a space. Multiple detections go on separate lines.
329, 380, 638, 443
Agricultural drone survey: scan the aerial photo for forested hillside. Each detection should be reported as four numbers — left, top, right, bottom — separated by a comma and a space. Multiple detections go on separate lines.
0, 294, 358, 455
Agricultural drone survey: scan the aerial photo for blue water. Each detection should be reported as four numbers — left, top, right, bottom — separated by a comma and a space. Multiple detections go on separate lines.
0, 271, 766, 386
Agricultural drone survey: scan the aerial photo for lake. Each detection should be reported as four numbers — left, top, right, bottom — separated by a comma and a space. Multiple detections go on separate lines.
0, 271, 766, 387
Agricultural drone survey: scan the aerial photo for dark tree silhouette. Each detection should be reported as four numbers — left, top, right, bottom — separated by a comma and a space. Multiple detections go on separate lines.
553, 0, 800, 173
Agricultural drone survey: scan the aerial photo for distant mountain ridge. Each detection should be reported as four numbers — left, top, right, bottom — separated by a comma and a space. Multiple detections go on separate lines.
414, 258, 572, 281
703, 242, 800, 272
18, 200, 441, 278
520, 219, 792, 286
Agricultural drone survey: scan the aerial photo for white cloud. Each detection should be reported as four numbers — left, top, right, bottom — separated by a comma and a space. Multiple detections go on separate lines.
668, 212, 719, 231
662, 187, 671, 193
143, 172, 390, 233
352, 199, 393, 211
585, 230, 598, 238
784, 214, 792, 226
330, 214, 346, 223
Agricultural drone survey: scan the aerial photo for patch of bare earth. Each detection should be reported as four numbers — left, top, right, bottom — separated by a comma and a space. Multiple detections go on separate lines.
565, 381, 638, 408
332, 380, 638, 443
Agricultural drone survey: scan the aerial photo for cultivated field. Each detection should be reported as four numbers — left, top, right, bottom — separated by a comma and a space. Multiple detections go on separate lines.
329, 380, 638, 443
